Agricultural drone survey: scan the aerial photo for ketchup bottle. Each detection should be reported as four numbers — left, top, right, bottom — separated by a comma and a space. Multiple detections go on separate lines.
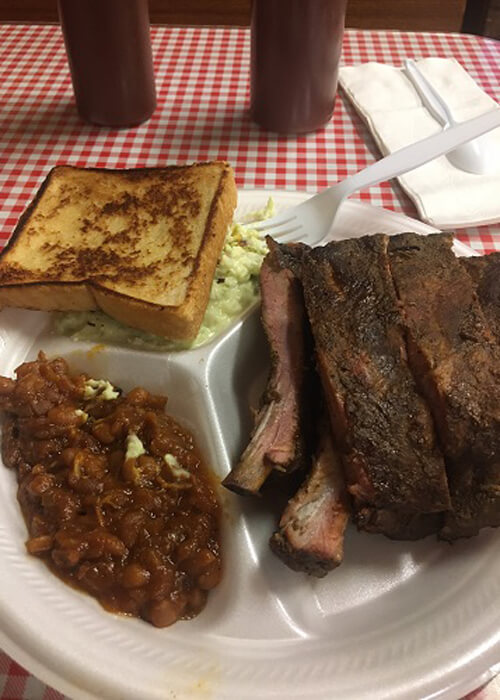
250, 0, 348, 134
58, 0, 157, 128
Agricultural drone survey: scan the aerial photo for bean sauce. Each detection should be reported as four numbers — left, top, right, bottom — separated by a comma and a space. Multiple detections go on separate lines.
0, 352, 222, 627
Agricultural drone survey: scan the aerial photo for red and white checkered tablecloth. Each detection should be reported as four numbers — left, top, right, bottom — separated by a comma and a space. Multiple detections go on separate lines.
0, 21, 499, 700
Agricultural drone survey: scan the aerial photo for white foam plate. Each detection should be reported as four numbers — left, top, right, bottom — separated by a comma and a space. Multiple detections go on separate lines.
0, 191, 497, 700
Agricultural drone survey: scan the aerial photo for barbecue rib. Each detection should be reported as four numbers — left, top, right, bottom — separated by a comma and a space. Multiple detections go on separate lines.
222, 240, 309, 496
388, 233, 500, 540
270, 413, 351, 576
356, 506, 442, 541
301, 234, 450, 537
461, 253, 500, 342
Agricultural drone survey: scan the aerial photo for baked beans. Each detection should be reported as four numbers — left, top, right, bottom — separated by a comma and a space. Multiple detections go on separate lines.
0, 352, 222, 627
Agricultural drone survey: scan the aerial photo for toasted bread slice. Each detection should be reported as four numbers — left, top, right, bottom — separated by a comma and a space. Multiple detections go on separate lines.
0, 163, 237, 340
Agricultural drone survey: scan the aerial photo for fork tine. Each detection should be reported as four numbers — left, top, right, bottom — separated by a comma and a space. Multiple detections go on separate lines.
271, 224, 303, 241
252, 214, 297, 231
257, 221, 302, 240
273, 229, 305, 244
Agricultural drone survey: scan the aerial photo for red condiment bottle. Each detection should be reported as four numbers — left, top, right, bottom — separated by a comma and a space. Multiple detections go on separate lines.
250, 0, 348, 134
58, 0, 157, 128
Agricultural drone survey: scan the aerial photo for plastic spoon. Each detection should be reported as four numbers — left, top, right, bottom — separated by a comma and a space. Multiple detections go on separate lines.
404, 58, 499, 175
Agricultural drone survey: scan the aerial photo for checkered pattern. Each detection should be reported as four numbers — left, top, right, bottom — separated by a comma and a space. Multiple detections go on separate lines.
1, 25, 499, 253
0, 22, 499, 699
0, 655, 64, 700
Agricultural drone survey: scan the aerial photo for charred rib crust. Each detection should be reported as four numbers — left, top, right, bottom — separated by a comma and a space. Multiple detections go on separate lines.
301, 234, 450, 526
461, 253, 500, 343
388, 233, 500, 540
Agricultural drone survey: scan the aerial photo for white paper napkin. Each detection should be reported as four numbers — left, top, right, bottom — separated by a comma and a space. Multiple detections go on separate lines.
339, 58, 500, 229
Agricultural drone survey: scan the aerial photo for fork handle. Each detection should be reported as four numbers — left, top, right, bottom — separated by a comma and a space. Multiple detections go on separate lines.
333, 109, 500, 200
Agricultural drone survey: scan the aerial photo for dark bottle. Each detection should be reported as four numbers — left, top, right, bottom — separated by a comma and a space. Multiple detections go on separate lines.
58, 0, 157, 128
250, 0, 348, 134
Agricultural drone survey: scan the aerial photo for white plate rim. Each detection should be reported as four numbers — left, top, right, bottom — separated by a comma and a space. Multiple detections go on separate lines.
0, 191, 495, 700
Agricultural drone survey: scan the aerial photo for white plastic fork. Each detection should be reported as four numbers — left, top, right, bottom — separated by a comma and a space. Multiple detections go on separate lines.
252, 109, 500, 247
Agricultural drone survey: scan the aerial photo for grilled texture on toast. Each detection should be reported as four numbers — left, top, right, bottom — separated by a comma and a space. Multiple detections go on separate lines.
0, 163, 237, 340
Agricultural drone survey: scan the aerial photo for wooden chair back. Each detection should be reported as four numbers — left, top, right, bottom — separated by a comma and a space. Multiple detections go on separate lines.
0, 0, 482, 34
148, 0, 468, 33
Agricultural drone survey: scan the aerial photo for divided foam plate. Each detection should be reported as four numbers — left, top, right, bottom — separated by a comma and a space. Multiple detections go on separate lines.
0, 191, 497, 700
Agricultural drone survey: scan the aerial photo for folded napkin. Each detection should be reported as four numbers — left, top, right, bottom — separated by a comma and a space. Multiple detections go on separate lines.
339, 58, 500, 229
